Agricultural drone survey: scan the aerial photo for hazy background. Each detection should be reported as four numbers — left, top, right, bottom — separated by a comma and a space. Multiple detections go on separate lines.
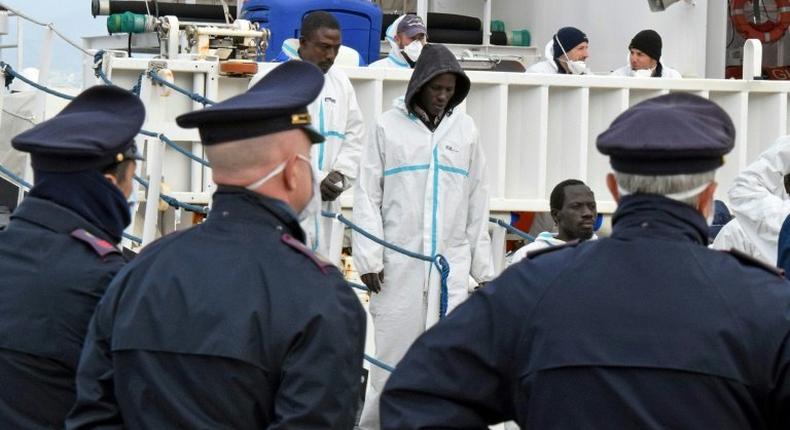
0, 1, 106, 86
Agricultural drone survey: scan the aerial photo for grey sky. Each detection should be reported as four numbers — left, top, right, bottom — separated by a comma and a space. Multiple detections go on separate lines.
1, 1, 107, 86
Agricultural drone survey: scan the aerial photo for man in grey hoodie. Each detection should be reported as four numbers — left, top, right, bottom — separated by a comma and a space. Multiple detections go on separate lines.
353, 44, 494, 429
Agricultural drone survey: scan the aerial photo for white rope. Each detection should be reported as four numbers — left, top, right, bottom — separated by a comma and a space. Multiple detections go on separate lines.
1, 108, 36, 125
0, 2, 93, 57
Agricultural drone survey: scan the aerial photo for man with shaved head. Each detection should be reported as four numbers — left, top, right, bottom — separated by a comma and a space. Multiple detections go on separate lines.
66, 61, 366, 430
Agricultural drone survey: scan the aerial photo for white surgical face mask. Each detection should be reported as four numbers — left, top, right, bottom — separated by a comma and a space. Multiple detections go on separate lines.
402, 40, 424, 62
633, 67, 654, 78
245, 154, 316, 220
566, 60, 588, 75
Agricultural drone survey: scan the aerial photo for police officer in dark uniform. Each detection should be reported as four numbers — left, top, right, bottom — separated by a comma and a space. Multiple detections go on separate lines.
66, 60, 366, 430
0, 85, 144, 429
380, 93, 790, 429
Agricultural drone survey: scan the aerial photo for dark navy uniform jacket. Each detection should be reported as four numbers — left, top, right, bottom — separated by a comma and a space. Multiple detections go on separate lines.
0, 197, 125, 429
66, 186, 366, 429
381, 194, 790, 429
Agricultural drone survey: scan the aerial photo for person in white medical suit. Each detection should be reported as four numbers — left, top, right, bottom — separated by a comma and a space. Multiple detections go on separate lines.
369, 14, 427, 69
353, 43, 495, 429
610, 30, 681, 78
526, 26, 590, 75
261, 11, 366, 263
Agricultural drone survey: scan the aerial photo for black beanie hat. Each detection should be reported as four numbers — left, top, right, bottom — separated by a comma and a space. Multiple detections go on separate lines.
553, 27, 588, 59
629, 29, 662, 61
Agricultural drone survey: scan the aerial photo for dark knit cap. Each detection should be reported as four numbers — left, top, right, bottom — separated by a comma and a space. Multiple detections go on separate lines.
552, 27, 588, 59
629, 29, 662, 61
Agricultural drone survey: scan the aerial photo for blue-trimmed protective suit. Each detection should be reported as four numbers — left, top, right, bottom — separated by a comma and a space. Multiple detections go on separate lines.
353, 44, 494, 429
273, 39, 367, 263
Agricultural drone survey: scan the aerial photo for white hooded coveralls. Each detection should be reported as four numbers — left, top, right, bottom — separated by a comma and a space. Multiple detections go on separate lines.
275, 40, 367, 263
369, 15, 411, 69
728, 136, 790, 265
353, 45, 495, 428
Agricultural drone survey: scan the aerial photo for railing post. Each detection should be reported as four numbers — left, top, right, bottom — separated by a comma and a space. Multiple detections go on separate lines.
742, 39, 762, 80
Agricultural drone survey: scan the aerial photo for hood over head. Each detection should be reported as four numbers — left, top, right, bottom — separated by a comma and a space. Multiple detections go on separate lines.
405, 44, 470, 116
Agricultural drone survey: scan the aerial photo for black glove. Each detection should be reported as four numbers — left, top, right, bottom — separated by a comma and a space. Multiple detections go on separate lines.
320, 171, 345, 202
360, 271, 384, 293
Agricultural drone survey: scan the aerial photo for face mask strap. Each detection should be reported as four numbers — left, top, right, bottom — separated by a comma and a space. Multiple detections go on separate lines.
245, 160, 287, 191
555, 34, 572, 63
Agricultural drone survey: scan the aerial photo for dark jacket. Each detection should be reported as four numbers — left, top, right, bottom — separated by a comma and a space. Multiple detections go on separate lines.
66, 186, 367, 430
0, 197, 125, 429
405, 43, 470, 130
381, 194, 790, 429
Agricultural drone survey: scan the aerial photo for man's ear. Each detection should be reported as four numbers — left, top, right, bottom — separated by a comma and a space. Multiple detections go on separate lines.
697, 182, 718, 218
282, 155, 299, 191
606, 173, 620, 202
104, 173, 119, 187
550, 208, 560, 225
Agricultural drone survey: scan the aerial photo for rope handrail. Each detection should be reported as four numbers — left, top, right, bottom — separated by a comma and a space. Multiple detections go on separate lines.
0, 61, 212, 213
1, 62, 76, 100
138, 129, 211, 167
93, 51, 114, 86
365, 354, 396, 372
148, 68, 217, 106
90, 54, 212, 168
324, 210, 435, 263
134, 175, 209, 214
322, 210, 451, 319
0, 2, 93, 56
489, 217, 535, 242
2, 108, 37, 125
0, 163, 31, 189
348, 281, 369, 292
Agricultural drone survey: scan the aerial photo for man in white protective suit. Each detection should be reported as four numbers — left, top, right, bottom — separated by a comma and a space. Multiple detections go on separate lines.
262, 11, 366, 264
526, 26, 590, 75
353, 43, 495, 430
728, 136, 790, 265
369, 14, 427, 69
610, 30, 682, 79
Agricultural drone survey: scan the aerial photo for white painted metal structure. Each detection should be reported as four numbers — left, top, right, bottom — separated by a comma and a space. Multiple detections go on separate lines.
101, 48, 790, 220
92, 35, 790, 300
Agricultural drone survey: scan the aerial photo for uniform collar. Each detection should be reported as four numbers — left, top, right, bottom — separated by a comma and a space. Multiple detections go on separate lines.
10, 197, 118, 243
208, 185, 305, 242
611, 194, 709, 245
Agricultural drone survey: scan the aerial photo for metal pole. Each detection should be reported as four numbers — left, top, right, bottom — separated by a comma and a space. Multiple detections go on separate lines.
203, 63, 219, 196
482, 0, 491, 47
416, 0, 428, 24
191, 72, 205, 193
142, 137, 164, 245
16, 16, 21, 68
743, 38, 762, 80
122, 160, 144, 249
34, 27, 53, 122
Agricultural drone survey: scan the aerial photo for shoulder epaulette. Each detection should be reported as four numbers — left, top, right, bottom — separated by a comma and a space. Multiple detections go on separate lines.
70, 229, 121, 258
722, 248, 785, 278
527, 239, 580, 260
281, 233, 336, 275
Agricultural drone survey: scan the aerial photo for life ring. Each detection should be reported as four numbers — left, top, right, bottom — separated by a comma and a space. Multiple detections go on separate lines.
731, 0, 790, 43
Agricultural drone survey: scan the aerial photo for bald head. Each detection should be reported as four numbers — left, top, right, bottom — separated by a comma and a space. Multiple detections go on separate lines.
206, 129, 309, 186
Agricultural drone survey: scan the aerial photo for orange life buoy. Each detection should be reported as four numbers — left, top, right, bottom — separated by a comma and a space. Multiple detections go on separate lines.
731, 0, 790, 43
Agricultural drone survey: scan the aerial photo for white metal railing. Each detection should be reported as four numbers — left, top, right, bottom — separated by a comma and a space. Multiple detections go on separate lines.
103, 56, 790, 221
